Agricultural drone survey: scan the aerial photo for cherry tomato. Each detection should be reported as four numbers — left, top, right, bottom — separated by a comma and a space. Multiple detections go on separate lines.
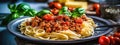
43, 14, 54, 21
54, 3, 62, 9
93, 3, 100, 10
75, 18, 83, 24
50, 8, 59, 15
48, 2, 62, 9
108, 36, 115, 45
99, 36, 110, 45
113, 32, 120, 38
114, 37, 120, 45
93, 3, 100, 16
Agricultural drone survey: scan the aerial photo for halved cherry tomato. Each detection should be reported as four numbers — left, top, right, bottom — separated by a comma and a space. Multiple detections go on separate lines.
43, 14, 54, 21
75, 18, 83, 24
50, 8, 59, 15
99, 36, 110, 45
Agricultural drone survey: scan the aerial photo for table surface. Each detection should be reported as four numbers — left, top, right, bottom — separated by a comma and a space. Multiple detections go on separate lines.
0, 1, 117, 45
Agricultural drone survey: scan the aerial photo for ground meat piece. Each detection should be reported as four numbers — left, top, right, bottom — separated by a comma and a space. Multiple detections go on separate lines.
45, 22, 51, 27
70, 26, 75, 30
46, 27, 51, 33
39, 26, 44, 29
63, 15, 70, 21
39, 22, 45, 27
62, 25, 69, 30
50, 21, 56, 25
35, 16, 40, 21
75, 23, 82, 27
31, 18, 35, 21
35, 17, 42, 23
81, 15, 87, 21
26, 21, 30, 26
44, 20, 49, 23
75, 26, 81, 33
55, 15, 64, 20
54, 22, 59, 27
71, 22, 76, 27
52, 27, 56, 31
31, 21, 38, 27
56, 26, 62, 30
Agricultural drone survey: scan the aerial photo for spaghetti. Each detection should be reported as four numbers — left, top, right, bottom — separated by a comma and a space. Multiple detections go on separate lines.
19, 15, 96, 40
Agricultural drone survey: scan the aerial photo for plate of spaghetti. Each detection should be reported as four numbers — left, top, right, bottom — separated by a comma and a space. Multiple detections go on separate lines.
18, 15, 96, 40
7, 6, 113, 44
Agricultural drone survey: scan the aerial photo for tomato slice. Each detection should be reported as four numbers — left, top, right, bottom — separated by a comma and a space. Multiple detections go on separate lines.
43, 14, 54, 21
75, 18, 83, 24
99, 36, 110, 45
